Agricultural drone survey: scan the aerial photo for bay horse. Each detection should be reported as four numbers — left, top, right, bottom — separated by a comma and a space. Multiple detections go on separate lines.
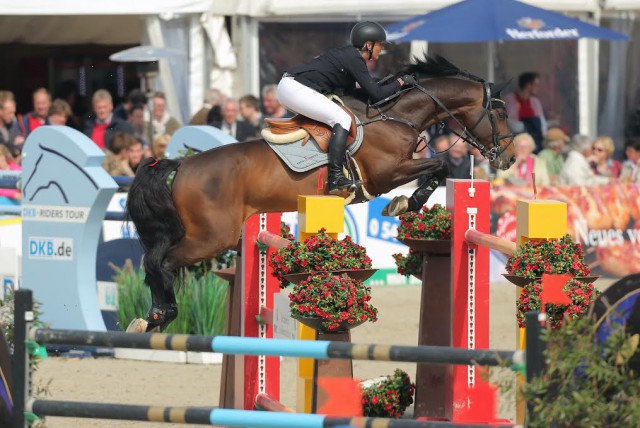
127, 56, 516, 331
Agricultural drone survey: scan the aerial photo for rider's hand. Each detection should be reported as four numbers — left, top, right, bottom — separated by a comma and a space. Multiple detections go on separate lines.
401, 74, 418, 87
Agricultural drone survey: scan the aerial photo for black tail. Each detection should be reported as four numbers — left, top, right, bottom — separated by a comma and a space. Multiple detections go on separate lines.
127, 157, 185, 294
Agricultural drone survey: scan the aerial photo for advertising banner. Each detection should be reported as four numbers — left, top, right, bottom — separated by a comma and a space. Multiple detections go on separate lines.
491, 184, 640, 278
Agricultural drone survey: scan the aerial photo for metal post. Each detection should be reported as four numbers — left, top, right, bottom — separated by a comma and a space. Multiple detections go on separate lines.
12, 289, 33, 428
525, 310, 546, 421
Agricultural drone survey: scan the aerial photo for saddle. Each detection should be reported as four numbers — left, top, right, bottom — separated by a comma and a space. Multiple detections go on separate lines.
261, 104, 357, 152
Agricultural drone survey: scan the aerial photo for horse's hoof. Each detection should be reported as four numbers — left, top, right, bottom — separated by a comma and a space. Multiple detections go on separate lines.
126, 318, 148, 333
382, 196, 409, 217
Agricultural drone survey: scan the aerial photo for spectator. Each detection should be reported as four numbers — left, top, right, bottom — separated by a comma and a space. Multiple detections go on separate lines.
497, 133, 550, 186
102, 132, 135, 177
445, 139, 471, 179
429, 134, 452, 158
114, 89, 146, 121
152, 134, 170, 159
239, 94, 264, 131
503, 72, 546, 152
128, 103, 147, 147
47, 99, 72, 126
83, 89, 134, 150
559, 134, 610, 186
537, 127, 569, 184
218, 99, 258, 142
148, 92, 181, 141
0, 91, 22, 159
590, 136, 621, 178
55, 80, 84, 129
262, 84, 291, 119
127, 138, 145, 173
619, 137, 640, 184
18, 87, 51, 136
189, 88, 226, 125
0, 145, 20, 202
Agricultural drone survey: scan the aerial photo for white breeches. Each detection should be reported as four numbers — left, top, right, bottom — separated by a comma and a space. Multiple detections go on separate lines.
276, 76, 351, 130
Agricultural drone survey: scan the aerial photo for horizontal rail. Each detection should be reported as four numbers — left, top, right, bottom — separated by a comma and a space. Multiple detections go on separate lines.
0, 172, 133, 189
257, 230, 291, 249
255, 393, 295, 413
0, 171, 20, 189
465, 228, 517, 256
30, 328, 523, 367
28, 399, 514, 427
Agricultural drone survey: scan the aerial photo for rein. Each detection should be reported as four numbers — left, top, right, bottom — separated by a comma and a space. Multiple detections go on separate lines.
361, 79, 515, 162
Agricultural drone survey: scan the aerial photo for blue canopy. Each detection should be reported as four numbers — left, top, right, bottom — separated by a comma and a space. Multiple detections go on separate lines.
386, 0, 629, 43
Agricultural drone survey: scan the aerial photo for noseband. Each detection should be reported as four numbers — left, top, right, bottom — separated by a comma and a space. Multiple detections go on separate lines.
365, 79, 515, 162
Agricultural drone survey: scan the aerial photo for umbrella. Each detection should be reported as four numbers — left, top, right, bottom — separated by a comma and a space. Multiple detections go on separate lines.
386, 0, 629, 43
384, 0, 629, 136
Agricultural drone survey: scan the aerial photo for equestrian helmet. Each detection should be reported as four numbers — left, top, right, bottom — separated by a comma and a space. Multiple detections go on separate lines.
350, 21, 387, 49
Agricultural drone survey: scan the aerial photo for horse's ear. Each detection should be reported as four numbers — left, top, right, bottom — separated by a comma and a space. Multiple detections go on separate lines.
490, 78, 513, 98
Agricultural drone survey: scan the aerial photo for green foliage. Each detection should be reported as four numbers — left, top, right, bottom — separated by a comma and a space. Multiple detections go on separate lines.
506, 234, 590, 278
269, 229, 372, 289
396, 204, 452, 240
524, 315, 640, 427
392, 248, 423, 278
113, 260, 228, 335
517, 278, 600, 329
361, 369, 415, 418
0, 292, 47, 353
393, 204, 451, 277
289, 272, 377, 332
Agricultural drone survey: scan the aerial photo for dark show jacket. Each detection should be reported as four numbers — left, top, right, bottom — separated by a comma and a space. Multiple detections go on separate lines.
286, 46, 400, 103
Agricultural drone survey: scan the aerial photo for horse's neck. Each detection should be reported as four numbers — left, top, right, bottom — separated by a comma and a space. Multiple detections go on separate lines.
394, 78, 481, 131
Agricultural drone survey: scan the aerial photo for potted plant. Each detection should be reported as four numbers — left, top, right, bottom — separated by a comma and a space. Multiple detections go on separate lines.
522, 313, 640, 426
289, 272, 378, 332
505, 234, 599, 329
393, 204, 452, 277
360, 369, 415, 418
269, 229, 373, 288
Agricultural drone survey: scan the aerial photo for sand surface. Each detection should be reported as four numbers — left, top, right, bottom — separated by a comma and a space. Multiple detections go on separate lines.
33, 282, 523, 427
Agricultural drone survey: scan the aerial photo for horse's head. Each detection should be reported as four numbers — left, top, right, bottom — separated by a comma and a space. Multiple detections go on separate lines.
460, 82, 516, 171
397, 56, 516, 170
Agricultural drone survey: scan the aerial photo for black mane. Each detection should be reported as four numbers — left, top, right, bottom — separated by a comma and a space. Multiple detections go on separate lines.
401, 55, 484, 82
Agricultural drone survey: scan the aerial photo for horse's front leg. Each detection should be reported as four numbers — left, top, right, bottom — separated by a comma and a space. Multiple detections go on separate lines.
381, 157, 449, 217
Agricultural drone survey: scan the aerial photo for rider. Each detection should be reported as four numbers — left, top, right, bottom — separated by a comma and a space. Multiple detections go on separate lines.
276, 21, 415, 194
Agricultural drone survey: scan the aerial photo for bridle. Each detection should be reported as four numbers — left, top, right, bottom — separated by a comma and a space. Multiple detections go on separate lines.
362, 78, 515, 163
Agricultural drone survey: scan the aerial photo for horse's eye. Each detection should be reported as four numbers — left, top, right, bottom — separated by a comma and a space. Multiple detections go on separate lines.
498, 111, 506, 120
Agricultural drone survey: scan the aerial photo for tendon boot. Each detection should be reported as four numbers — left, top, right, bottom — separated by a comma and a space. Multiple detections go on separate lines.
327, 124, 356, 194
407, 175, 442, 212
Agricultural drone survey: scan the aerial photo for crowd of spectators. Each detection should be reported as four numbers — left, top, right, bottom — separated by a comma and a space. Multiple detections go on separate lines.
0, 81, 295, 203
2, 68, 640, 206
422, 70, 640, 190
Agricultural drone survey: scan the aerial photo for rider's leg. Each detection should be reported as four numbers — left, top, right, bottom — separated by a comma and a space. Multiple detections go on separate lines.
327, 124, 356, 194
276, 77, 357, 192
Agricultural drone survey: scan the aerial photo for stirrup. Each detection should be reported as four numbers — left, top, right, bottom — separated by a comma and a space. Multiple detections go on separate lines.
328, 177, 356, 194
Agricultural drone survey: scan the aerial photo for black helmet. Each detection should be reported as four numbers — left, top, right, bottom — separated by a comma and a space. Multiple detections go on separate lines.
350, 21, 387, 49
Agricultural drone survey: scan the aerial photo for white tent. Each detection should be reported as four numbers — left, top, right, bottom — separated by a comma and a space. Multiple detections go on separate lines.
0, 0, 237, 123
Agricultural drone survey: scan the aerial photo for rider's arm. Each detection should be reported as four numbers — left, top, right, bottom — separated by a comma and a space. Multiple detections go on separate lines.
347, 56, 401, 103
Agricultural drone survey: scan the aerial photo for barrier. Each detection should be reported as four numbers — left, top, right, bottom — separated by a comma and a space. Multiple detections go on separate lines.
11, 288, 534, 427
221, 196, 347, 413
413, 179, 564, 423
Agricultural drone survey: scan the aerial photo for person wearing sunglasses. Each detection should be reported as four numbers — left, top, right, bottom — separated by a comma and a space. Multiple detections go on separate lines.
589, 136, 621, 178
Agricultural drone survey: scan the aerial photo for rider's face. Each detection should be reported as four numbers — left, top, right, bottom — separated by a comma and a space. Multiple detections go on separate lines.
368, 41, 383, 61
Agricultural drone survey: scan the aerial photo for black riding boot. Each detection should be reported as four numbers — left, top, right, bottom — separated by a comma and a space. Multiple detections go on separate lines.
328, 124, 356, 194
407, 175, 442, 212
